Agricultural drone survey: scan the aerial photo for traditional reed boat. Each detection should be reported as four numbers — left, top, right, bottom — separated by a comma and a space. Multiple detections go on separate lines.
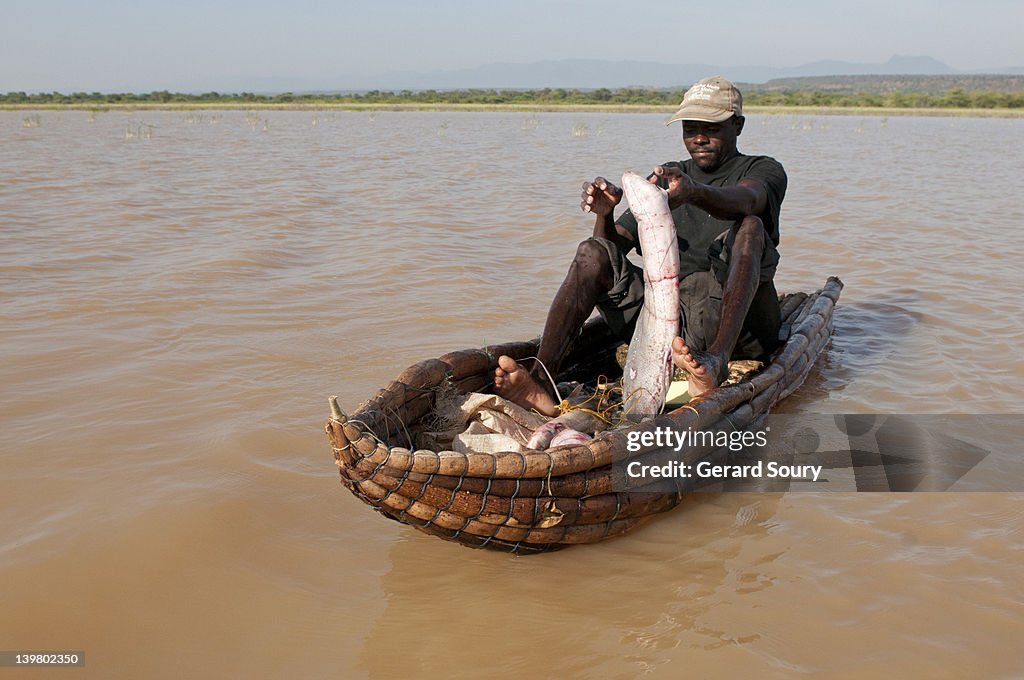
326, 276, 842, 554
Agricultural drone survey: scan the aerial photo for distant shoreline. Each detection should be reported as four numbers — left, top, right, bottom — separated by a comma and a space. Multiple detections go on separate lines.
3, 102, 1022, 118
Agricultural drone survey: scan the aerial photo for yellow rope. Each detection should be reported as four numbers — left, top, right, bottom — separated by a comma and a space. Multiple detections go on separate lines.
616, 385, 646, 420
551, 374, 659, 423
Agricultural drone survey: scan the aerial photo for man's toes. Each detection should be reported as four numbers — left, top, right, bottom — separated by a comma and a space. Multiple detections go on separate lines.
497, 355, 519, 373
674, 348, 698, 372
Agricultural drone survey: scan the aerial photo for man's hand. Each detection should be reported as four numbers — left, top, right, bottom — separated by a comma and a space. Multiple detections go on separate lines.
652, 165, 698, 209
581, 177, 622, 217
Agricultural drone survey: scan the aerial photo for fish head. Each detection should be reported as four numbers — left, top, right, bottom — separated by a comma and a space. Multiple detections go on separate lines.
621, 170, 668, 208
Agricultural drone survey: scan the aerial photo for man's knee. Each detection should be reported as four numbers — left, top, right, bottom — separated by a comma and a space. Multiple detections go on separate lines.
572, 238, 615, 280
575, 237, 611, 261
730, 216, 766, 259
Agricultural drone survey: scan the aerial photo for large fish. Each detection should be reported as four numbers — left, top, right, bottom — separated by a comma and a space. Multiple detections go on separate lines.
619, 170, 680, 419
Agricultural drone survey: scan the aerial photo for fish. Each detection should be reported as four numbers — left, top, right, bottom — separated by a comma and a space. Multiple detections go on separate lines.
619, 170, 680, 420
526, 409, 598, 449
525, 384, 605, 449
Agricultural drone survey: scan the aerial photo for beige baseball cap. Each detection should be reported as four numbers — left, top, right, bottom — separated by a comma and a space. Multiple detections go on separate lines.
665, 76, 743, 125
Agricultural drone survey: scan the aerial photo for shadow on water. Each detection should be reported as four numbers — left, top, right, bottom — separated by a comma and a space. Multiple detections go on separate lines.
357, 494, 785, 677
779, 293, 925, 411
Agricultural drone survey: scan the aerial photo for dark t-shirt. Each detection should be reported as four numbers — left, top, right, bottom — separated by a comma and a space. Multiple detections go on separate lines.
616, 153, 787, 278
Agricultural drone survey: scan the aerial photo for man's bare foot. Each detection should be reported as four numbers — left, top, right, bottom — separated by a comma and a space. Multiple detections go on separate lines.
494, 356, 559, 416
671, 337, 727, 397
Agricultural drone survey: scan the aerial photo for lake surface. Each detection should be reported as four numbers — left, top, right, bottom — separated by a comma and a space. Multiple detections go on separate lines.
1, 109, 1022, 678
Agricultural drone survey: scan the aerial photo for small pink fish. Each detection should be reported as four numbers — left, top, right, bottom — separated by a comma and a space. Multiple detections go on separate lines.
549, 427, 593, 448
527, 408, 601, 450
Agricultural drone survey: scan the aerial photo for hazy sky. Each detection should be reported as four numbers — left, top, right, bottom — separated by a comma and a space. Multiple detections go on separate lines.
3, 0, 1021, 92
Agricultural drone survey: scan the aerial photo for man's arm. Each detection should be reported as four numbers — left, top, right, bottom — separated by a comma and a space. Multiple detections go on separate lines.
653, 165, 767, 219
582, 177, 636, 250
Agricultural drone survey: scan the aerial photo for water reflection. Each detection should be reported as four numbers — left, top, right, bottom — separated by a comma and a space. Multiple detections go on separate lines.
362, 494, 784, 677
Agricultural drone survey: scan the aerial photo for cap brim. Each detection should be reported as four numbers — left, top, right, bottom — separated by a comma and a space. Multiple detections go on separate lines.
664, 109, 736, 125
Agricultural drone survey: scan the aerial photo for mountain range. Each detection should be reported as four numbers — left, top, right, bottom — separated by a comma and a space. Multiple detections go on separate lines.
173, 54, 1024, 94
349, 55, 972, 91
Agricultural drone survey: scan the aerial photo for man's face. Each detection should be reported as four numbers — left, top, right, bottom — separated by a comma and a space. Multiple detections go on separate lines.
682, 116, 744, 171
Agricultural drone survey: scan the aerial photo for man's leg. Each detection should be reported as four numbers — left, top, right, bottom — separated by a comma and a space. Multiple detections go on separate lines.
673, 215, 765, 396
534, 239, 616, 379
494, 239, 617, 415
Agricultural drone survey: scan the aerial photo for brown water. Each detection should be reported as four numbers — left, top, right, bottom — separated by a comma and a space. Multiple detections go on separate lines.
2, 110, 1023, 678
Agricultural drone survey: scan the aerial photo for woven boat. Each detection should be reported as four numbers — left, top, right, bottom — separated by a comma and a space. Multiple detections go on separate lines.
326, 276, 843, 554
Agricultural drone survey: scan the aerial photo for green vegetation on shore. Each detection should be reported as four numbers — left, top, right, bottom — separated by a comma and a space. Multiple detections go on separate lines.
3, 87, 1023, 111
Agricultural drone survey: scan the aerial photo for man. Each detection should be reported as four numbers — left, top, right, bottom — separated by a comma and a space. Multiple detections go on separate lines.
495, 76, 787, 415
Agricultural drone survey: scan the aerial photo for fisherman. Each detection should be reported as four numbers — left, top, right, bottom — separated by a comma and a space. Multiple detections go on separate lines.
495, 76, 787, 415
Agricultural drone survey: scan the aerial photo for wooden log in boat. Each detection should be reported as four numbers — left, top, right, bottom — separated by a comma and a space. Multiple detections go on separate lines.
326, 277, 843, 553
